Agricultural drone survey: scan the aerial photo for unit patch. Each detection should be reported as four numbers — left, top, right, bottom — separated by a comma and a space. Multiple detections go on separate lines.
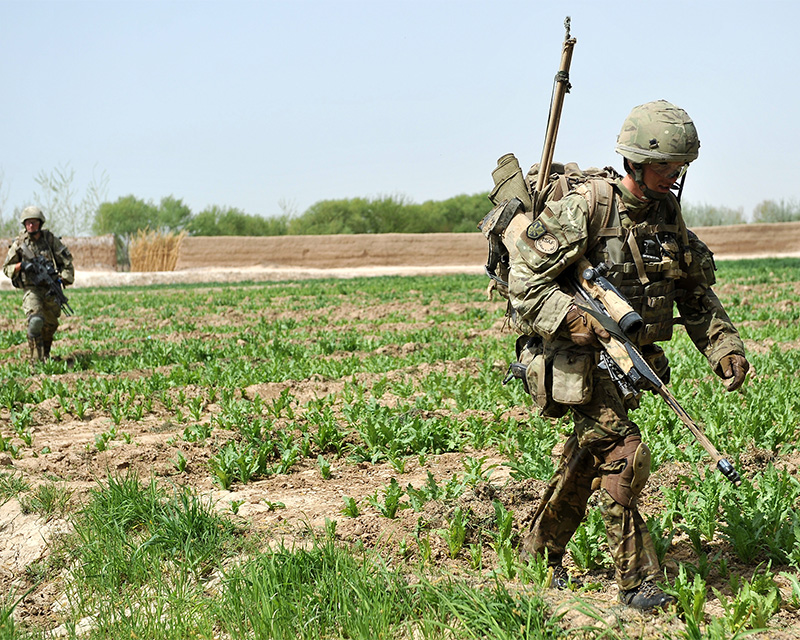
526, 220, 547, 240
534, 233, 560, 255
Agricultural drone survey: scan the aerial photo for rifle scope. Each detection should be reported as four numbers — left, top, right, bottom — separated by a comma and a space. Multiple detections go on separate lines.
581, 264, 644, 338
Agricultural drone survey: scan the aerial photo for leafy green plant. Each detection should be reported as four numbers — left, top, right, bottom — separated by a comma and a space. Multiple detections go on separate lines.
172, 451, 188, 473
668, 564, 707, 640
722, 465, 800, 564
341, 496, 360, 518
461, 455, 497, 487
441, 507, 466, 559
568, 509, 610, 571
368, 478, 407, 519
646, 514, 675, 566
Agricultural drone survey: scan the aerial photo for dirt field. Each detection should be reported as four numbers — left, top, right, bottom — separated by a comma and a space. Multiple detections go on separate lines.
1, 228, 799, 638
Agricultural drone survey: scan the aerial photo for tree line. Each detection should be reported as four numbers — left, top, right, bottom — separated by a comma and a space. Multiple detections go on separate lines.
2, 165, 800, 238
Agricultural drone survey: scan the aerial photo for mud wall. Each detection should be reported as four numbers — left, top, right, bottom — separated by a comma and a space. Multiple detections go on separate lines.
174, 233, 488, 270
0, 235, 117, 270
174, 222, 800, 270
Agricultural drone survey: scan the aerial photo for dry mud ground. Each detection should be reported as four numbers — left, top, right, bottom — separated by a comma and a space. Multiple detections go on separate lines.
2, 228, 800, 638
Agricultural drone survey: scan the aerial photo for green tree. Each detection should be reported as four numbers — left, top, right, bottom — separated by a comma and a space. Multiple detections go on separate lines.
186, 205, 288, 236
752, 199, 800, 223
157, 196, 192, 231
287, 193, 490, 235
92, 195, 193, 236
682, 202, 746, 227
92, 195, 159, 236
288, 196, 410, 235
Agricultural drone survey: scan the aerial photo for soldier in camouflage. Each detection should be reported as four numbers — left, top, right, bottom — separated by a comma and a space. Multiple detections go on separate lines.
510, 100, 749, 610
3, 206, 74, 362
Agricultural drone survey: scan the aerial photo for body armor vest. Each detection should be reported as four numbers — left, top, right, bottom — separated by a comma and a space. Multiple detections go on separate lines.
584, 186, 689, 345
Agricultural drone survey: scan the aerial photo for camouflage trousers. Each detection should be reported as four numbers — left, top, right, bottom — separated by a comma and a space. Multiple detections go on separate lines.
23, 287, 61, 351
521, 371, 661, 591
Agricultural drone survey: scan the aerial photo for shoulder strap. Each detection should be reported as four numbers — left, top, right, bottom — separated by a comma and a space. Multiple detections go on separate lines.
585, 179, 615, 251
17, 234, 36, 261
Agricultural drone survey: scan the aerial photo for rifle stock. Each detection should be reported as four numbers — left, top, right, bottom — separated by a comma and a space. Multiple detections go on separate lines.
569, 262, 743, 487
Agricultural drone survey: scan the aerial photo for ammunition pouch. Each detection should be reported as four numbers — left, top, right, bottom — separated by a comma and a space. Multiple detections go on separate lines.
551, 350, 595, 405
683, 230, 717, 289
509, 335, 599, 419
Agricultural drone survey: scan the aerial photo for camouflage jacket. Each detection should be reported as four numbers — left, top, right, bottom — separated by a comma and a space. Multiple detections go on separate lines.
507, 178, 745, 374
3, 230, 75, 289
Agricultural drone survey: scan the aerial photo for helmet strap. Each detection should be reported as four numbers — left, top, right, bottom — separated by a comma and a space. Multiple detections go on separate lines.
627, 160, 667, 201
675, 173, 687, 203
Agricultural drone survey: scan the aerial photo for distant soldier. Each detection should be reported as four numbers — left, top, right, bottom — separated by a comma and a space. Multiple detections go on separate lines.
3, 206, 74, 361
509, 101, 750, 610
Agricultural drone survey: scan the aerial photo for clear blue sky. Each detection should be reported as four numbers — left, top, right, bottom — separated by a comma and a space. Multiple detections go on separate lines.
2, 0, 798, 228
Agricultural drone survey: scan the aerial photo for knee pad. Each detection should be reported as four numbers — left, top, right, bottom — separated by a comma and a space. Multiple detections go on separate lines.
27, 315, 45, 339
600, 436, 651, 507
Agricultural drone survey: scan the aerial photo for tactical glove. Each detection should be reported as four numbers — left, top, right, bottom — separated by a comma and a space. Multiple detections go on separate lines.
717, 353, 749, 392
562, 304, 611, 347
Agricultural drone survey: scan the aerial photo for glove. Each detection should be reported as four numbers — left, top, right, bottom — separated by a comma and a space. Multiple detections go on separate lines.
19, 261, 32, 272
717, 354, 749, 392
562, 304, 611, 347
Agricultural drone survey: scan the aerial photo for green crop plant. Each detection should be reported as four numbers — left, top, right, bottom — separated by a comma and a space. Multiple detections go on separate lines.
341, 496, 360, 518
721, 465, 800, 565
461, 455, 498, 487
442, 506, 467, 559
646, 515, 675, 566
367, 478, 408, 519
712, 564, 782, 633
0, 433, 20, 459
568, 509, 611, 572
183, 422, 212, 442
10, 406, 34, 432
317, 454, 331, 479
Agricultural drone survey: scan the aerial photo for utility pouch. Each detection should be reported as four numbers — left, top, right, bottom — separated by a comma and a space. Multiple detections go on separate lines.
514, 335, 567, 418
684, 231, 717, 288
551, 350, 594, 405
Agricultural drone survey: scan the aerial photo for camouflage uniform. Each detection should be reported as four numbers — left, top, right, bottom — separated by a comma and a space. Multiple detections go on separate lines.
509, 102, 747, 593
3, 208, 74, 361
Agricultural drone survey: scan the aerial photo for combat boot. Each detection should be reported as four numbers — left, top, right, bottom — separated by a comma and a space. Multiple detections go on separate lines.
549, 565, 581, 590
619, 580, 676, 611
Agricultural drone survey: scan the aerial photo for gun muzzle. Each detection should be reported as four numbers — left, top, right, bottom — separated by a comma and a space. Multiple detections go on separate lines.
717, 458, 742, 487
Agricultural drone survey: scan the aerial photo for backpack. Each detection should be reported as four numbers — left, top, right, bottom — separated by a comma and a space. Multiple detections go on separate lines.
478, 153, 620, 302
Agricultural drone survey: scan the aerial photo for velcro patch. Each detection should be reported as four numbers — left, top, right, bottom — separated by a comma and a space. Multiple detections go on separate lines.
534, 233, 560, 255
526, 220, 547, 240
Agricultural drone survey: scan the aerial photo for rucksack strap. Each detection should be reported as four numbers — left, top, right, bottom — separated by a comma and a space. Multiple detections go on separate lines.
584, 179, 615, 252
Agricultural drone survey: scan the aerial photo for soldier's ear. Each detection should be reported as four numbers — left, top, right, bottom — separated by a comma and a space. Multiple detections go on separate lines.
623, 159, 635, 176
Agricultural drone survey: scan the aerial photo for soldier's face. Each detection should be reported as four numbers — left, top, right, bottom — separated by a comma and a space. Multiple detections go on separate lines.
641, 163, 684, 196
24, 219, 41, 234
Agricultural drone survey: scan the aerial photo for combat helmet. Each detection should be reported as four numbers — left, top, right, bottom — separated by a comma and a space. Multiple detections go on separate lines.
20, 206, 46, 226
615, 100, 700, 165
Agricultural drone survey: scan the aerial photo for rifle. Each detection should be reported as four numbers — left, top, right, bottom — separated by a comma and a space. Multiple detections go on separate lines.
534, 16, 577, 206
567, 257, 742, 486
21, 255, 74, 316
